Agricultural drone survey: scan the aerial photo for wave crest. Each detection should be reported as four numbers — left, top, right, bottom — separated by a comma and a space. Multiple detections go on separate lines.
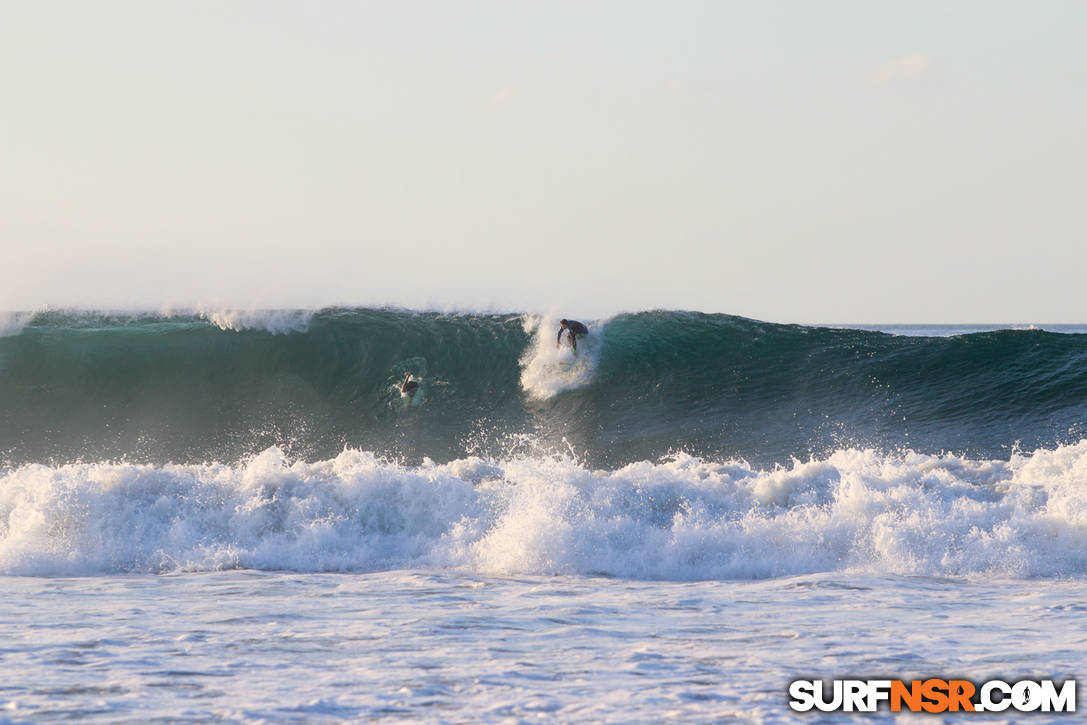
0, 311, 34, 338
197, 308, 314, 334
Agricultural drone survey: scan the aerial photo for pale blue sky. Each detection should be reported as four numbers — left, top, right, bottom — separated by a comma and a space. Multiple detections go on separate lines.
2, 1, 1085, 322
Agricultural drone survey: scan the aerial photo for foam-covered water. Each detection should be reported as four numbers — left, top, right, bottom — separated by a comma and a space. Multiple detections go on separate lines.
4, 442, 1087, 580
2, 571, 1083, 723
518, 315, 602, 399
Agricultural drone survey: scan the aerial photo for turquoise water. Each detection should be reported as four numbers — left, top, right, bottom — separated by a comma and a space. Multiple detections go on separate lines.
3, 309, 1087, 466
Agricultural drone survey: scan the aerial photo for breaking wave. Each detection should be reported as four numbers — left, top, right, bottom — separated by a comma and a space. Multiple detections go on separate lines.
2, 307, 1087, 466
3, 442, 1087, 579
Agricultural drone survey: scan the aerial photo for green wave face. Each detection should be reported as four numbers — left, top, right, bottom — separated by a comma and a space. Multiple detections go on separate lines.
3, 308, 1087, 466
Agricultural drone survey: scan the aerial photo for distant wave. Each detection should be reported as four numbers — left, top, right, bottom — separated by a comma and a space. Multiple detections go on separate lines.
4, 442, 1087, 579
1, 307, 318, 335
2, 307, 1087, 466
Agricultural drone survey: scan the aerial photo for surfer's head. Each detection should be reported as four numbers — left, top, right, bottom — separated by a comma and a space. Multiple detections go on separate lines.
560, 319, 568, 328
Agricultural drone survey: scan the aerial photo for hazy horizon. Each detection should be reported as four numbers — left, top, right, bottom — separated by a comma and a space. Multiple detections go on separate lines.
4, 1, 1085, 323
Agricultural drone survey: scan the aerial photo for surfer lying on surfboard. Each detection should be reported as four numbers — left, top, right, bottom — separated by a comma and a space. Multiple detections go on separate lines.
556, 319, 589, 354
401, 372, 419, 399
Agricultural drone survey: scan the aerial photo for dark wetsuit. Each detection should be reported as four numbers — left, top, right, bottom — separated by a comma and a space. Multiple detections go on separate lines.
557, 320, 589, 352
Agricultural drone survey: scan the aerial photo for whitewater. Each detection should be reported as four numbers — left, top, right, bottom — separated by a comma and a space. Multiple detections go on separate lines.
2, 308, 1086, 722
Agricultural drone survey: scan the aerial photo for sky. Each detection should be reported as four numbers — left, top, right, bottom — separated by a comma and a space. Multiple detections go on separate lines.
2, 0, 1085, 323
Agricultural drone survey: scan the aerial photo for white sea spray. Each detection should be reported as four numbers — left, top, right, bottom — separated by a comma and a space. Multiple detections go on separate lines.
197, 308, 315, 334
5, 442, 1087, 579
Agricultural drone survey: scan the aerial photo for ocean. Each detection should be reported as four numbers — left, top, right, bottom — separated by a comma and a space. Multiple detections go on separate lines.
2, 308, 1085, 722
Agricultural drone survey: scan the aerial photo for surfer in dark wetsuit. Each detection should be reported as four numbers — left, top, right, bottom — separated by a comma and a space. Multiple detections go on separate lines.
556, 319, 589, 354
401, 372, 419, 399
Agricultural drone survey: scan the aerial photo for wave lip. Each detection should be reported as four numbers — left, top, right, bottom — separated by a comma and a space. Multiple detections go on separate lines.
4, 442, 1087, 580
196, 308, 315, 334
0, 311, 34, 338
0, 307, 319, 335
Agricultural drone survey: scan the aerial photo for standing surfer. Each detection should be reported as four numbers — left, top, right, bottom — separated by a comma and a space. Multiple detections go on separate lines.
556, 319, 589, 354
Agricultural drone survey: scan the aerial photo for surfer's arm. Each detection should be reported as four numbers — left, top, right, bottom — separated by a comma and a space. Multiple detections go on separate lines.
557, 328, 564, 347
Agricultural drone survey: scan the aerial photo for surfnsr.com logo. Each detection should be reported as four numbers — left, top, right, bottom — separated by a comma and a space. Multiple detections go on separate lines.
788, 679, 1076, 713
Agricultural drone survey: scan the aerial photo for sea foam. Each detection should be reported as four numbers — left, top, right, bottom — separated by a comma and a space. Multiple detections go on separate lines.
4, 442, 1087, 579
0, 311, 34, 338
196, 308, 315, 334
519, 315, 601, 399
